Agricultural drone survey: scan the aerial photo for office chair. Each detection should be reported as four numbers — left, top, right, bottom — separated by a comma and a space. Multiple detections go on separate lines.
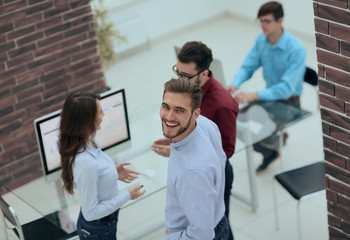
174, 46, 227, 86
304, 66, 319, 111
0, 195, 77, 240
272, 161, 326, 240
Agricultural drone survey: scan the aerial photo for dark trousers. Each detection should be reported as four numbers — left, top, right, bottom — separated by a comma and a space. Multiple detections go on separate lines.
213, 215, 229, 240
224, 160, 234, 240
77, 210, 119, 240
253, 98, 300, 158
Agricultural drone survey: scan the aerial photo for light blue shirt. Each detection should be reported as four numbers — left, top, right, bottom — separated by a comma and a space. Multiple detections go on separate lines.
73, 144, 130, 221
165, 115, 226, 240
231, 30, 306, 101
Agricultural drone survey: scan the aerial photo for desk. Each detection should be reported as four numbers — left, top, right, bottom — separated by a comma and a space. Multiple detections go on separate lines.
233, 101, 311, 211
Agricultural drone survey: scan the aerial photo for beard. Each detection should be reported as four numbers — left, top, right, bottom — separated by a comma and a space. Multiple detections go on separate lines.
162, 115, 192, 140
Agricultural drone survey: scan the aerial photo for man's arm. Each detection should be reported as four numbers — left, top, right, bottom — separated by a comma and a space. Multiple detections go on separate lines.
166, 170, 216, 240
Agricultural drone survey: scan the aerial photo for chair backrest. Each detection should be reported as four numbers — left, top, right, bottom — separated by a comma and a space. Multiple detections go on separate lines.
304, 67, 318, 86
0, 195, 24, 240
174, 46, 226, 86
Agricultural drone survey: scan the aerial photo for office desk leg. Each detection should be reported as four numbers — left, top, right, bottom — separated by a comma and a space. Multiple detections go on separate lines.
231, 145, 258, 212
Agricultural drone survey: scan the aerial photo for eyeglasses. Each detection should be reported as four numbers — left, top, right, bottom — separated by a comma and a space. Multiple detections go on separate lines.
172, 65, 206, 80
259, 18, 276, 25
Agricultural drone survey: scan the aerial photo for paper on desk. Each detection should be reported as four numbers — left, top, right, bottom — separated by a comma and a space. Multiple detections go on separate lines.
247, 120, 263, 135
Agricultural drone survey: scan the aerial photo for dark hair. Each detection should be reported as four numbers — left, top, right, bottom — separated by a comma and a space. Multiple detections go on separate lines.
163, 78, 203, 111
59, 91, 100, 194
177, 41, 213, 71
257, 1, 284, 20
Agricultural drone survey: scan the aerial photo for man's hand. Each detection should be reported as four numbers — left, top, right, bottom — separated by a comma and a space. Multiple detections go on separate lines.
226, 86, 237, 94
116, 163, 140, 183
234, 92, 258, 103
151, 138, 171, 157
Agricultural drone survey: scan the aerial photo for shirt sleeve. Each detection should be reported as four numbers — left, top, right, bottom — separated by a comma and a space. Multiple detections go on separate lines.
230, 39, 261, 88
75, 160, 131, 221
257, 45, 306, 101
166, 170, 216, 240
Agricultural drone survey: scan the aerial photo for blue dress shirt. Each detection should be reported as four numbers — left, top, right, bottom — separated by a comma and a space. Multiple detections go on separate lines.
231, 30, 306, 101
73, 144, 130, 221
165, 115, 226, 240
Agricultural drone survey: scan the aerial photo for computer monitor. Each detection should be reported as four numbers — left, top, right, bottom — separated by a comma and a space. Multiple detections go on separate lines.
33, 88, 131, 181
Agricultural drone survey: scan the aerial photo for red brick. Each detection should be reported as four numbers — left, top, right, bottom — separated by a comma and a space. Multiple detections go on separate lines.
70, 14, 93, 27
328, 214, 342, 229
329, 226, 350, 239
7, 25, 35, 40
325, 67, 350, 88
338, 142, 350, 157
320, 94, 345, 113
317, 49, 350, 73
25, 1, 53, 16
36, 15, 62, 30
346, 103, 350, 116
15, 84, 43, 101
61, 33, 87, 47
314, 0, 348, 8
6, 52, 33, 69
313, 2, 319, 17
8, 43, 36, 58
17, 31, 44, 46
341, 41, 350, 58
328, 177, 350, 200
27, 0, 46, 5
0, 1, 27, 16
44, 22, 71, 36
12, 78, 39, 94
14, 13, 43, 28
327, 189, 339, 203
318, 4, 350, 26
63, 6, 90, 21
325, 158, 349, 184
319, 79, 335, 96
0, 65, 26, 81
34, 43, 60, 57
324, 149, 350, 170
64, 24, 89, 38
44, 56, 70, 72
0, 11, 25, 26
314, 18, 329, 34
330, 124, 350, 145
27, 53, 56, 69
336, 85, 350, 102
316, 33, 340, 53
43, 4, 69, 19
0, 78, 15, 90
330, 22, 350, 42
0, 41, 15, 52
15, 94, 42, 110
37, 33, 63, 47
323, 135, 338, 152
0, 22, 13, 34
71, 47, 96, 62
67, 59, 91, 72
16, 67, 45, 83
70, 0, 90, 9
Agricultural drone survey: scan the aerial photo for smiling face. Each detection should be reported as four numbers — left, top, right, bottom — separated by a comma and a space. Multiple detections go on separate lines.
160, 92, 200, 143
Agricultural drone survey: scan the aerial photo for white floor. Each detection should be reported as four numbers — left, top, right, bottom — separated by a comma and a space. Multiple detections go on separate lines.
1, 13, 327, 240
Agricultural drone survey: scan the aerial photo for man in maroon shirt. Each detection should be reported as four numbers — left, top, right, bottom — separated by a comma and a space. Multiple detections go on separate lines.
152, 41, 238, 240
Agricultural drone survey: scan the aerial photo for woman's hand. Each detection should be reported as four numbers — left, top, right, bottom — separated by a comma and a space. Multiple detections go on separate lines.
116, 162, 140, 183
128, 185, 146, 200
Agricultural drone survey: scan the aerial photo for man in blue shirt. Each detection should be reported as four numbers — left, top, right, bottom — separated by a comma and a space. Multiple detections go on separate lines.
161, 78, 229, 239
227, 1, 306, 172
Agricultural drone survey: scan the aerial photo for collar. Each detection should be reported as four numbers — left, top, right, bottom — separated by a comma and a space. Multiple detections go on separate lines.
84, 143, 99, 158
201, 70, 215, 95
171, 119, 199, 150
272, 29, 287, 50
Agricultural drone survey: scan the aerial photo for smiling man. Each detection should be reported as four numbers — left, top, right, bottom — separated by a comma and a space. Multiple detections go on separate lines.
227, 1, 306, 173
161, 78, 229, 240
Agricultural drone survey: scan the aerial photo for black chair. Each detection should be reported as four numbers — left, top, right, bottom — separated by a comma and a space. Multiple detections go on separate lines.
272, 161, 326, 240
0, 195, 77, 240
304, 66, 318, 86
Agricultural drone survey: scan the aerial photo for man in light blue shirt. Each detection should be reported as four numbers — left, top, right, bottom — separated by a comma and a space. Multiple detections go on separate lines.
227, 1, 306, 172
161, 78, 229, 239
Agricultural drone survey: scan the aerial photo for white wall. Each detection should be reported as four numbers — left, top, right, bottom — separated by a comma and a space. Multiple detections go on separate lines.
103, 0, 230, 53
227, 0, 315, 37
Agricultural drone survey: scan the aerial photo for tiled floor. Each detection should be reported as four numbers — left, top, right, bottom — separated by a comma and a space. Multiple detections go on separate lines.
0, 14, 327, 240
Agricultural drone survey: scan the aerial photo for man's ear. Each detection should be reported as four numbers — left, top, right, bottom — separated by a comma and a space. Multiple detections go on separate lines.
192, 108, 201, 120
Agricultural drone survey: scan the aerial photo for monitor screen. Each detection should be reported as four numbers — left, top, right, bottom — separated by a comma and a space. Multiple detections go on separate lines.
34, 88, 131, 177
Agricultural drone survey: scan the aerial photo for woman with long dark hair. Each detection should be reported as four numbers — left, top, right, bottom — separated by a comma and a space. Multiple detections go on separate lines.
59, 91, 145, 239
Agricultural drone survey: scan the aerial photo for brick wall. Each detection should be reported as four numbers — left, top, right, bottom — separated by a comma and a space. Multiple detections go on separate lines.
314, 0, 350, 238
0, 0, 106, 190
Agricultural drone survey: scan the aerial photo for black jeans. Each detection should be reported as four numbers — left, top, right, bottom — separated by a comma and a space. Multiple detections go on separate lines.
77, 210, 119, 240
213, 215, 230, 240
224, 161, 234, 240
